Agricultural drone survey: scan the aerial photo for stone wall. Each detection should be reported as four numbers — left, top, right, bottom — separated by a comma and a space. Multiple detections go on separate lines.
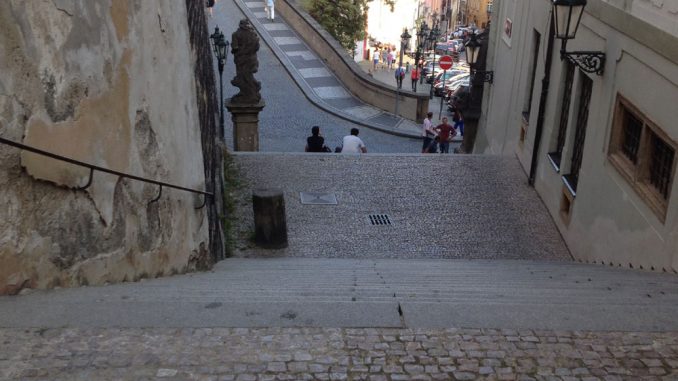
0, 0, 214, 295
186, 0, 226, 262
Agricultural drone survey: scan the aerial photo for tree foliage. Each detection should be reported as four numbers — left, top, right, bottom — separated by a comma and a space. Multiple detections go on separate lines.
309, 0, 369, 52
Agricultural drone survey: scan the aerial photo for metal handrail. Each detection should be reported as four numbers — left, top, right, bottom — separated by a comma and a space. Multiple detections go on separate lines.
0, 136, 212, 207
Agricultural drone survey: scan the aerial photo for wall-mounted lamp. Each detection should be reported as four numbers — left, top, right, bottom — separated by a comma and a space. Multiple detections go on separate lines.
465, 34, 493, 84
552, 0, 605, 75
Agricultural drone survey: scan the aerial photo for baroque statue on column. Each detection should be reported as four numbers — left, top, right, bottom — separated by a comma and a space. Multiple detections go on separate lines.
230, 19, 262, 104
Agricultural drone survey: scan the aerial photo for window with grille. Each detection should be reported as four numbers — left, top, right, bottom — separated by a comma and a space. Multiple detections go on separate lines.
523, 30, 541, 119
621, 109, 642, 164
649, 131, 675, 200
608, 94, 676, 222
563, 73, 592, 194
548, 61, 575, 169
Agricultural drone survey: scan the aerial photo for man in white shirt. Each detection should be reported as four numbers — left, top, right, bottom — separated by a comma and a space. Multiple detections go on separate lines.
421, 111, 436, 153
341, 128, 367, 154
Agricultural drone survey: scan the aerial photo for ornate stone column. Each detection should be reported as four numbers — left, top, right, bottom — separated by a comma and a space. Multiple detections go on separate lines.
228, 19, 264, 151
226, 101, 265, 151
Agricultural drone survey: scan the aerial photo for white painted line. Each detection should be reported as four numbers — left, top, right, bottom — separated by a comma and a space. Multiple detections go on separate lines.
286, 51, 316, 60
273, 36, 302, 45
298, 68, 332, 79
314, 86, 351, 99
263, 23, 289, 31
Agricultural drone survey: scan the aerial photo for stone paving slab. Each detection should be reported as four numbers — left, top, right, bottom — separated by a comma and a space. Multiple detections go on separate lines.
230, 154, 571, 261
2, 327, 678, 380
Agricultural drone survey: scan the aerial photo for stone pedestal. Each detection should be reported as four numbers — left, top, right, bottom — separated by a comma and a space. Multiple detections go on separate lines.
226, 100, 265, 151
252, 188, 288, 249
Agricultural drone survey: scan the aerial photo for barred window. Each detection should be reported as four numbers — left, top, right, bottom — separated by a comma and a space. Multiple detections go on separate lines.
649, 131, 675, 200
621, 110, 642, 164
548, 61, 575, 169
609, 95, 676, 222
563, 73, 592, 194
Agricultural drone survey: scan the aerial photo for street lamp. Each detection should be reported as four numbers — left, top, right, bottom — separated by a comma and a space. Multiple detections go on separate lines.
464, 33, 493, 84
552, 0, 605, 75
395, 28, 412, 116
210, 26, 230, 134
417, 22, 429, 86
427, 22, 440, 100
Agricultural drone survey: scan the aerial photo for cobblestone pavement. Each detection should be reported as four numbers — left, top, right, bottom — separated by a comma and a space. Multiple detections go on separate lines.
210, 1, 421, 153
230, 154, 571, 260
2, 327, 678, 380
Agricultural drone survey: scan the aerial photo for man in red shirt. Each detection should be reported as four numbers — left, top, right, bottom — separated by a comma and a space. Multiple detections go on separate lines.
434, 117, 456, 153
411, 67, 419, 91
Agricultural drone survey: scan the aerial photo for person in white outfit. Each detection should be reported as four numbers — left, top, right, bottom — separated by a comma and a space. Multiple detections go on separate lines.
341, 128, 367, 154
265, 0, 275, 20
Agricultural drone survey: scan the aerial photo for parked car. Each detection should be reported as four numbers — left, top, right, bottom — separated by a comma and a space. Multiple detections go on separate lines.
433, 69, 468, 86
435, 73, 469, 96
448, 85, 470, 111
444, 76, 470, 97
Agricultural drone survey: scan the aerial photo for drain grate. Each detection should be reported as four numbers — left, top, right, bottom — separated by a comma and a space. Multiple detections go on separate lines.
299, 192, 338, 205
368, 214, 392, 226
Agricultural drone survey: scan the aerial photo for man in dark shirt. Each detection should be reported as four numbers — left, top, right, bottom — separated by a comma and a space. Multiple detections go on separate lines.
434, 117, 456, 154
305, 126, 325, 152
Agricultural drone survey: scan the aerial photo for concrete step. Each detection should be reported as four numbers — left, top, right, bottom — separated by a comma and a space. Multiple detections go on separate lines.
1, 258, 677, 331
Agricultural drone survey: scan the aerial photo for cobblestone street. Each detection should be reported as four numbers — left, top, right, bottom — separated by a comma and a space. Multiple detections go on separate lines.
2, 2, 678, 381
3, 327, 678, 380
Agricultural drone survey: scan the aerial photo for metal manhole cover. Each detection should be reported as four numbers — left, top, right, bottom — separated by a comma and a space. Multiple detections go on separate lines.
299, 192, 337, 205
367, 214, 392, 226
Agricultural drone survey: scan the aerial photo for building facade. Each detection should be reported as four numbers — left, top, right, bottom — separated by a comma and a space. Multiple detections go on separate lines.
467, 0, 492, 28
475, 0, 678, 272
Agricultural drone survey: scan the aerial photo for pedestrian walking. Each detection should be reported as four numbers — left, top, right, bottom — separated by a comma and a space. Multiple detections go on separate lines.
453, 107, 464, 136
434, 117, 455, 153
381, 49, 388, 70
395, 66, 405, 89
411, 67, 419, 91
265, 0, 275, 20
341, 128, 367, 154
405, 62, 410, 73
372, 49, 379, 70
387, 50, 394, 70
421, 112, 436, 153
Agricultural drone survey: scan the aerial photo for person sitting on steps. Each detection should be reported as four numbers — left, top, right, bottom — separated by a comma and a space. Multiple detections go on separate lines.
305, 126, 330, 152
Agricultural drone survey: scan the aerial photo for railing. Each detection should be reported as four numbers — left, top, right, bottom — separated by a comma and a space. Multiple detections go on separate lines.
0, 136, 212, 209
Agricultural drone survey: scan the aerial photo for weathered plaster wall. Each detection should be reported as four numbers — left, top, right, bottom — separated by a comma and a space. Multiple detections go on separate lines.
0, 0, 212, 295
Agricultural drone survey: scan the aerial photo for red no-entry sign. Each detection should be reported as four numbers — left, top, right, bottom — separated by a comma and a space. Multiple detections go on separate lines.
439, 55, 453, 70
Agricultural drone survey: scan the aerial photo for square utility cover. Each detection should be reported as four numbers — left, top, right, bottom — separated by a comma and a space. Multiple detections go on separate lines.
299, 192, 338, 205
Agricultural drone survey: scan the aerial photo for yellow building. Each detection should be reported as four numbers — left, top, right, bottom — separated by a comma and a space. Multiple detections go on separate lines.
466, 0, 491, 29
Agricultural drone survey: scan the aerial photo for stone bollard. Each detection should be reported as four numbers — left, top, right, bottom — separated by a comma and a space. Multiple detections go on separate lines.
252, 188, 288, 249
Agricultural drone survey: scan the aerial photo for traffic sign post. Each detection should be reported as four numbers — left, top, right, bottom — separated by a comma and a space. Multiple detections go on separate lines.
438, 55, 453, 70
438, 55, 453, 119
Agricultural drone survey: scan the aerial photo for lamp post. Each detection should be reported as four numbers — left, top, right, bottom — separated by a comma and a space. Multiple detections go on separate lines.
552, 0, 605, 75
414, 25, 425, 91
464, 33, 493, 84
428, 22, 440, 100
395, 28, 412, 116
210, 26, 230, 134
418, 22, 429, 86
